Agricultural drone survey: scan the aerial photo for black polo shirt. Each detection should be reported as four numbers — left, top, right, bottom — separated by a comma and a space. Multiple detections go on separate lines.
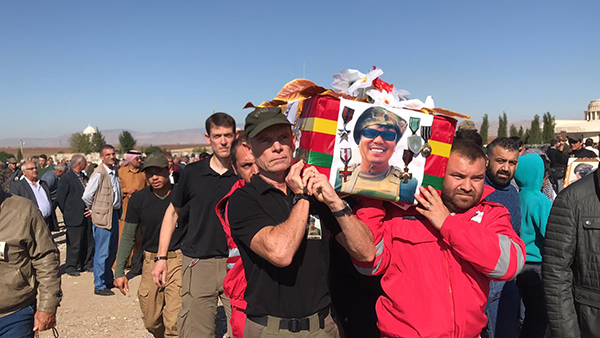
171, 156, 238, 258
125, 186, 183, 253
228, 175, 342, 318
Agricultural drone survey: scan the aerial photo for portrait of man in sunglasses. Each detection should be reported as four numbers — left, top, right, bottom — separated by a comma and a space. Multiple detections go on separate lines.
336, 106, 418, 203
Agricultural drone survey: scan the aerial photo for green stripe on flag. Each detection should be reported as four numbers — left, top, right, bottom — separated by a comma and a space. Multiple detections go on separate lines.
307, 150, 334, 168
422, 174, 444, 191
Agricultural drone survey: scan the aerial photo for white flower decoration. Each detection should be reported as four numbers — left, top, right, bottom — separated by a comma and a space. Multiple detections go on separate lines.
367, 88, 402, 108
397, 96, 435, 110
332, 68, 384, 98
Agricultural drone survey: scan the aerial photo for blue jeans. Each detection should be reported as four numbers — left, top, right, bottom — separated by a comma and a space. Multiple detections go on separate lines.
92, 212, 119, 290
0, 303, 35, 338
485, 280, 520, 338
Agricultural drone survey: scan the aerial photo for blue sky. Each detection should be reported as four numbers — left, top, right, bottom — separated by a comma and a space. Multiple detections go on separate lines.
1, 0, 599, 139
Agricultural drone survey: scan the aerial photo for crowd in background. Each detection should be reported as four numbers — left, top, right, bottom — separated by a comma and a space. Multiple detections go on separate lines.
2, 114, 600, 338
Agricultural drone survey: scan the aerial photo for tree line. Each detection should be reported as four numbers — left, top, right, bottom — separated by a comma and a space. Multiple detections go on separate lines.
480, 112, 555, 145
69, 129, 167, 155
69, 129, 138, 154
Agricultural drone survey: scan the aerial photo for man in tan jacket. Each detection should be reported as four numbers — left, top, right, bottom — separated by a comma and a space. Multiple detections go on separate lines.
83, 144, 123, 296
0, 189, 62, 337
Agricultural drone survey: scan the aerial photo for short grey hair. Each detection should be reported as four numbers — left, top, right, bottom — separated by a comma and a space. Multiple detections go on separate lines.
54, 163, 68, 173
71, 154, 86, 166
21, 161, 36, 171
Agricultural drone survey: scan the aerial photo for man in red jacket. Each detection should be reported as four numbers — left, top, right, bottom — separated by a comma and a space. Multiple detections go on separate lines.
353, 139, 526, 338
216, 136, 258, 338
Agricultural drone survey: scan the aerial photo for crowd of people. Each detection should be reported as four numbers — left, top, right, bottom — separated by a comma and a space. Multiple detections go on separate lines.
1, 111, 599, 338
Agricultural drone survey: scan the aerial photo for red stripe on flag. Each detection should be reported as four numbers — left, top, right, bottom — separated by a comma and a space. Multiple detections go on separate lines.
302, 96, 341, 121
298, 130, 336, 155
431, 115, 457, 143
424, 154, 448, 178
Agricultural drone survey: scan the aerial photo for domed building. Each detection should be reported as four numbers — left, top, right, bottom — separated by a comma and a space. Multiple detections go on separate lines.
585, 99, 600, 121
83, 124, 96, 136
554, 99, 600, 142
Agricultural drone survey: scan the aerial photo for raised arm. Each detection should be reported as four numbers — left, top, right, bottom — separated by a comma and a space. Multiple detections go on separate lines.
415, 185, 525, 281
248, 199, 310, 267
302, 166, 375, 262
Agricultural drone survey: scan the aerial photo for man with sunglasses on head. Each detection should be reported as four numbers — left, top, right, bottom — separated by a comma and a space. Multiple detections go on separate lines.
338, 107, 417, 203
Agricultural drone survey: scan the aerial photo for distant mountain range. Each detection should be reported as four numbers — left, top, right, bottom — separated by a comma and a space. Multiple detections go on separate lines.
0, 127, 221, 148
0, 120, 535, 148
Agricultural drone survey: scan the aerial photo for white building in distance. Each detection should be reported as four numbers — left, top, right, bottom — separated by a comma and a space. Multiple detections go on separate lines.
555, 99, 600, 142
83, 124, 96, 136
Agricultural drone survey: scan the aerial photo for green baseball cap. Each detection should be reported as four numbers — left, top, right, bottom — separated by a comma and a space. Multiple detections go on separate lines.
244, 107, 292, 139
141, 152, 169, 171
7, 157, 17, 164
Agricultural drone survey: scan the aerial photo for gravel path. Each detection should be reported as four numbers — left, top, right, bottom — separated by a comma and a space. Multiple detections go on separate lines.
37, 211, 227, 338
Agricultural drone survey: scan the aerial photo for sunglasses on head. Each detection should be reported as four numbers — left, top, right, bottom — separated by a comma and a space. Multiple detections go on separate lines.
361, 128, 398, 142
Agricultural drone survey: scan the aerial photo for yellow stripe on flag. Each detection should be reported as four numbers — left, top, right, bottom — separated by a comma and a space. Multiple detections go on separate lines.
298, 117, 338, 135
430, 140, 452, 158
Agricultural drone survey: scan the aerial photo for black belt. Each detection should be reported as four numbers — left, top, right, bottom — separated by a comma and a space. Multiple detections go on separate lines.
247, 307, 329, 333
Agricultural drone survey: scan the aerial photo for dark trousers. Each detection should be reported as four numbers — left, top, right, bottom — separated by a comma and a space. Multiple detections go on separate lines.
65, 218, 95, 273
516, 262, 549, 338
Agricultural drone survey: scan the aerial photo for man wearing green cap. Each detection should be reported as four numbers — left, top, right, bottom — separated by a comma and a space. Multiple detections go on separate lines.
152, 112, 238, 338
228, 107, 375, 337
1, 157, 21, 192
114, 152, 184, 337
336, 106, 418, 203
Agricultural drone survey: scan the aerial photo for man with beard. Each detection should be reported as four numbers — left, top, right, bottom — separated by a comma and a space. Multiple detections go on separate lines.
482, 137, 522, 338
352, 139, 526, 337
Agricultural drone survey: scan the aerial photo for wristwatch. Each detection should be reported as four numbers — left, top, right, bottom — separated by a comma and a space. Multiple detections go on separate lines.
331, 200, 352, 217
292, 193, 309, 205
153, 256, 168, 263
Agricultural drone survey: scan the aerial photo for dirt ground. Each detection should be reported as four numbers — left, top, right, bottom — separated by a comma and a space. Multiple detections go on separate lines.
37, 211, 227, 338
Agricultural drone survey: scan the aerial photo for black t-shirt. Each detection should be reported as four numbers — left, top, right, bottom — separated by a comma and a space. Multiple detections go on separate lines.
228, 175, 342, 318
546, 147, 569, 168
171, 156, 238, 258
571, 148, 597, 159
125, 186, 183, 253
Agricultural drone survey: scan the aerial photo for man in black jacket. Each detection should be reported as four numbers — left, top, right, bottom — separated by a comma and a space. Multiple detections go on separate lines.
56, 155, 94, 276
543, 167, 600, 337
9, 161, 58, 231
546, 139, 569, 192
568, 137, 597, 158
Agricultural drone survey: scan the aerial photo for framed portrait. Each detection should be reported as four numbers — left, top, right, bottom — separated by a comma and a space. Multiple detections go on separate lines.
289, 95, 457, 207
564, 158, 599, 188
330, 100, 434, 204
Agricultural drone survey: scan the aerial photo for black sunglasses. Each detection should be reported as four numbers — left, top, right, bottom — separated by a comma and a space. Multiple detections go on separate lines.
361, 128, 398, 142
